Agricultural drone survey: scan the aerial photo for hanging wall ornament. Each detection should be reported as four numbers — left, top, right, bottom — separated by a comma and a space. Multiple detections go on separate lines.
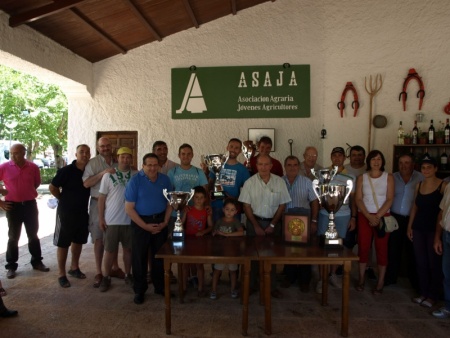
398, 68, 425, 111
337, 82, 359, 117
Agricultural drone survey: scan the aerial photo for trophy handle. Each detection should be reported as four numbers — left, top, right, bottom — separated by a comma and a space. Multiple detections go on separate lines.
330, 166, 338, 181
187, 189, 195, 203
310, 168, 317, 180
343, 180, 353, 204
163, 188, 169, 202
312, 179, 321, 202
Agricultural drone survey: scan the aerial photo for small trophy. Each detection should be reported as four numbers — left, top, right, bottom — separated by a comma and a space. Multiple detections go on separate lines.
242, 141, 255, 171
311, 167, 352, 248
163, 189, 194, 241
204, 153, 228, 199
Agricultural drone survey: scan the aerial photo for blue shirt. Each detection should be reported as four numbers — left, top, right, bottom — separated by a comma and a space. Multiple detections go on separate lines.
391, 170, 423, 216
125, 170, 172, 216
283, 174, 317, 210
210, 162, 250, 208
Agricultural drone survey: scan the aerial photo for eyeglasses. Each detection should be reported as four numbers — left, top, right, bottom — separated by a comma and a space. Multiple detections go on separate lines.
305, 154, 317, 158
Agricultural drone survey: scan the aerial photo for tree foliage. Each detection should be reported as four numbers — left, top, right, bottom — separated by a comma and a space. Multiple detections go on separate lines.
0, 64, 68, 159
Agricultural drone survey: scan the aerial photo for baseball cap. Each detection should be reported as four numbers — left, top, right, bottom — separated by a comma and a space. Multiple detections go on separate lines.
117, 147, 133, 156
331, 147, 345, 155
420, 154, 437, 166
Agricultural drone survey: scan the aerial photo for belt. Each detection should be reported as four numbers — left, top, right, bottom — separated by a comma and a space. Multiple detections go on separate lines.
7, 200, 36, 205
254, 215, 272, 222
391, 212, 408, 219
140, 211, 165, 220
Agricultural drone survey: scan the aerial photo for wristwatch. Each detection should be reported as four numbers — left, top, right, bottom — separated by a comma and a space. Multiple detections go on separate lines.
269, 223, 275, 228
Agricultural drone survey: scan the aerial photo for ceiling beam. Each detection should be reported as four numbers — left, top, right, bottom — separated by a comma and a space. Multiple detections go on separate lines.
123, 0, 162, 41
70, 7, 127, 54
9, 0, 85, 27
182, 0, 199, 28
231, 0, 237, 15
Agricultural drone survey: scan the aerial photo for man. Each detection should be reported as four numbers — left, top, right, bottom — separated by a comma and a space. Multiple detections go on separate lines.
0, 143, 49, 278
299, 146, 322, 181
344, 145, 366, 178
239, 154, 291, 298
98, 147, 137, 292
209, 138, 250, 222
246, 136, 283, 176
83, 137, 123, 288
433, 184, 450, 319
282, 155, 319, 292
125, 153, 172, 304
386, 153, 423, 288
316, 147, 356, 293
49, 144, 91, 288
153, 140, 178, 174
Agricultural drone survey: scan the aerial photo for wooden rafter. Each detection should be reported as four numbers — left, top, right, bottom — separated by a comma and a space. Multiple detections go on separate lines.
231, 0, 237, 15
182, 0, 199, 28
9, 0, 85, 27
70, 7, 127, 54
123, 0, 162, 41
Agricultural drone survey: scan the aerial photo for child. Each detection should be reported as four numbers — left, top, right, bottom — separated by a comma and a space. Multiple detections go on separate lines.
181, 186, 213, 297
210, 198, 244, 300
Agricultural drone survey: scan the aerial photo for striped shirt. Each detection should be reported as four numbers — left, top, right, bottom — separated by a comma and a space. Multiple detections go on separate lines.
283, 175, 317, 210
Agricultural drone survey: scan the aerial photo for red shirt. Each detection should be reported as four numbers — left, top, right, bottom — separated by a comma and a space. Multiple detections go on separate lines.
184, 207, 208, 236
0, 160, 41, 202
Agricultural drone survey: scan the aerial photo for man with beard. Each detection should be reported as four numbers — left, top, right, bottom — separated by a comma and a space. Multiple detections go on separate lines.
209, 138, 250, 222
152, 141, 178, 175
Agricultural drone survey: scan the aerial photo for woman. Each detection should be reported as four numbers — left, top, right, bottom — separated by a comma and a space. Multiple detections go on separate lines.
355, 150, 394, 295
407, 155, 446, 308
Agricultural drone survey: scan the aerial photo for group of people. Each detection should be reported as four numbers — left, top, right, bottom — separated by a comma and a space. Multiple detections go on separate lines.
0, 136, 449, 320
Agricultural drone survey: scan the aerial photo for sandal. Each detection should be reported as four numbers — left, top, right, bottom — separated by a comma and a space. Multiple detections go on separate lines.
372, 287, 383, 295
0, 287, 7, 297
421, 298, 435, 308
93, 274, 103, 288
58, 276, 71, 288
68, 268, 86, 279
355, 281, 365, 292
412, 296, 426, 304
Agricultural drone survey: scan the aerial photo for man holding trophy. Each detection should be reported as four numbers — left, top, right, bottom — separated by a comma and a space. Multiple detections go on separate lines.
243, 136, 283, 176
207, 138, 250, 222
314, 147, 356, 293
125, 153, 172, 304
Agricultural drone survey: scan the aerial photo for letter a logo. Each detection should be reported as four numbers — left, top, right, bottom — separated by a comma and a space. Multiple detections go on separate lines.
176, 73, 207, 114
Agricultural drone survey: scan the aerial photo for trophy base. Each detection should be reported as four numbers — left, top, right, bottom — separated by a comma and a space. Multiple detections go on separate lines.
319, 235, 344, 249
172, 232, 184, 242
211, 191, 225, 200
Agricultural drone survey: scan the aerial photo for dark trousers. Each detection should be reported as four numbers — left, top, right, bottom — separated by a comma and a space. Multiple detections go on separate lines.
413, 229, 443, 300
132, 216, 167, 295
5, 200, 42, 270
386, 213, 419, 289
283, 265, 312, 286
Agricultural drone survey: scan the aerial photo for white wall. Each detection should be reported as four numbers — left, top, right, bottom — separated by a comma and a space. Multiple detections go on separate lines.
3, 0, 450, 170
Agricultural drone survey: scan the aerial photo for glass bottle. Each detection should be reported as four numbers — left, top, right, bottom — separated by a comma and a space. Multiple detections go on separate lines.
441, 147, 448, 171
412, 120, 419, 145
428, 119, 435, 144
445, 119, 450, 144
397, 121, 404, 144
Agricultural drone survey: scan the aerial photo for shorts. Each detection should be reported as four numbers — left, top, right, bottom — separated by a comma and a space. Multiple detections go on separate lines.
53, 209, 89, 248
88, 199, 103, 242
214, 263, 238, 271
104, 225, 132, 252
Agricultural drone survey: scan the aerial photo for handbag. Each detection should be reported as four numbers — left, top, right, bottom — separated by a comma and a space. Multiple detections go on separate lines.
367, 176, 398, 233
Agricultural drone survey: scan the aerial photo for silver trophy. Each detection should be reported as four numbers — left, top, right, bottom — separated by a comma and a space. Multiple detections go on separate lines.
163, 189, 194, 241
204, 153, 228, 199
242, 141, 256, 171
311, 166, 338, 184
312, 167, 352, 248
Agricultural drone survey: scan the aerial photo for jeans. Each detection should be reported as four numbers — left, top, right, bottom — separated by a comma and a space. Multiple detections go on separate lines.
5, 200, 43, 270
443, 230, 450, 311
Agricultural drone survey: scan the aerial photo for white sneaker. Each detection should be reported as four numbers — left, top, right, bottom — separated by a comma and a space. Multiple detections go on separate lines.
329, 274, 342, 289
316, 280, 323, 294
432, 307, 450, 319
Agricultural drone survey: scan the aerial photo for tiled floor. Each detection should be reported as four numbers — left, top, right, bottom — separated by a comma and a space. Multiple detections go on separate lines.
1, 234, 449, 337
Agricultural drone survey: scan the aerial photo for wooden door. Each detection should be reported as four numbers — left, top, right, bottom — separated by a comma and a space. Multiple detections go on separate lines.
96, 131, 138, 170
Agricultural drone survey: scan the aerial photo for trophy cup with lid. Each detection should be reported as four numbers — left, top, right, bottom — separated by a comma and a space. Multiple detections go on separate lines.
242, 141, 256, 172
163, 189, 194, 242
204, 153, 228, 199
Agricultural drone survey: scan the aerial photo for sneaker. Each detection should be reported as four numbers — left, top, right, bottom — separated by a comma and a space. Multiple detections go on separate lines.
432, 307, 450, 319
329, 274, 342, 288
210, 291, 217, 300
124, 274, 133, 287
6, 269, 16, 279
231, 290, 239, 299
99, 276, 111, 292
316, 280, 323, 294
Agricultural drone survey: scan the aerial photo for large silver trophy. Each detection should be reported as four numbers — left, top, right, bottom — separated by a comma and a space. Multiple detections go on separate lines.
242, 141, 256, 171
163, 189, 194, 241
204, 153, 228, 199
311, 167, 353, 248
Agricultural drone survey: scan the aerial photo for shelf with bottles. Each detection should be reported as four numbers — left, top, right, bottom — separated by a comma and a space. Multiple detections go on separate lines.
393, 144, 450, 179
398, 118, 450, 145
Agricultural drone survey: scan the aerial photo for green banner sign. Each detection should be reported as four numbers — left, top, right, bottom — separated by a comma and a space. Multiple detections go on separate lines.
171, 65, 310, 119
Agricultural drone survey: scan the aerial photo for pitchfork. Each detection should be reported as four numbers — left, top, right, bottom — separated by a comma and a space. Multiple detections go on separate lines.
365, 74, 383, 152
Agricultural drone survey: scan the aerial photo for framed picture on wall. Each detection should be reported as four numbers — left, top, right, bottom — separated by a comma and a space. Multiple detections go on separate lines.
282, 212, 311, 245
248, 128, 275, 152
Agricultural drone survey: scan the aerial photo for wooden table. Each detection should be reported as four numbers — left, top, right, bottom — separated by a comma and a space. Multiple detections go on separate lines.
156, 236, 258, 336
256, 238, 359, 337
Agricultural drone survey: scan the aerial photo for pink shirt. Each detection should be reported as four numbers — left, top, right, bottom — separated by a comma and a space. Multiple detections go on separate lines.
0, 160, 41, 202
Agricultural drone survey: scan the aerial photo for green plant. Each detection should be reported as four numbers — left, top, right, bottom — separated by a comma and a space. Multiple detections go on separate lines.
40, 168, 57, 184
